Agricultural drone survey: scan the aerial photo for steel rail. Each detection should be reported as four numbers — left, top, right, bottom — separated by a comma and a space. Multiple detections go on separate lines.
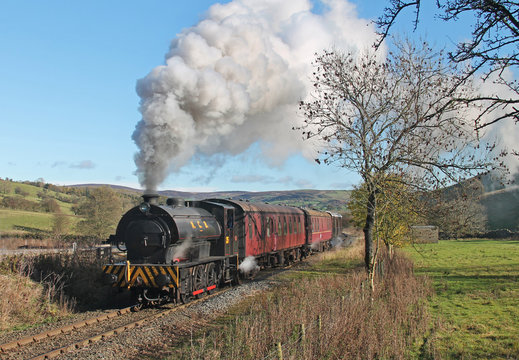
0, 307, 133, 353
27, 288, 232, 360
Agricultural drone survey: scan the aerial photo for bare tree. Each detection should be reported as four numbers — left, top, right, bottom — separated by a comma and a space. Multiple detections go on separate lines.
298, 39, 497, 289
376, 0, 519, 131
425, 178, 488, 239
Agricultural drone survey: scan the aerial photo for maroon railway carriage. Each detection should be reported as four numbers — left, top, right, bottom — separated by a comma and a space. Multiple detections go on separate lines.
206, 199, 307, 267
303, 208, 333, 251
328, 211, 343, 239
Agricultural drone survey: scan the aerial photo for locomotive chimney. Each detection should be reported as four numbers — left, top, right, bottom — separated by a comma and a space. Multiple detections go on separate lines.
166, 198, 185, 207
142, 193, 159, 204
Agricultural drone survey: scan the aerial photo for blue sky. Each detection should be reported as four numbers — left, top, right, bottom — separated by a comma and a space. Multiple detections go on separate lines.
0, 0, 475, 192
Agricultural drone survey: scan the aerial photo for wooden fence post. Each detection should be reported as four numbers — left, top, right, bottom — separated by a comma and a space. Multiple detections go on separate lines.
277, 342, 283, 360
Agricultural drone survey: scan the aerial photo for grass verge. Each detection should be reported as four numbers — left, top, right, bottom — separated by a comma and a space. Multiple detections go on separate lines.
406, 238, 519, 359
155, 242, 431, 360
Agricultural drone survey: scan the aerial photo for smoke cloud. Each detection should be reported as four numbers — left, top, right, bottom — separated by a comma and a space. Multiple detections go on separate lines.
476, 69, 519, 175
132, 0, 378, 191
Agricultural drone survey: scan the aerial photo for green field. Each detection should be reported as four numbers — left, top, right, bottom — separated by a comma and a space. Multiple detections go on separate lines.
0, 209, 80, 233
406, 239, 519, 359
0, 209, 55, 232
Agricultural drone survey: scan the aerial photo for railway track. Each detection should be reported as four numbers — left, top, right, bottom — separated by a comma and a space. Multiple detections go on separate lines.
0, 288, 231, 360
0, 243, 350, 359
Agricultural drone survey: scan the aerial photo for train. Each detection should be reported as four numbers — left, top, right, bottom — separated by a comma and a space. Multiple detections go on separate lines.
102, 194, 342, 307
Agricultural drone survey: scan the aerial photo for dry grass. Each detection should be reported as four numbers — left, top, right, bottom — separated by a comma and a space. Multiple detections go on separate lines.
169, 244, 432, 360
0, 250, 113, 331
0, 272, 70, 331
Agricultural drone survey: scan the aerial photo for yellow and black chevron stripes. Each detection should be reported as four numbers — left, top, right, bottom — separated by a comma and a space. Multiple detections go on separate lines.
102, 263, 179, 289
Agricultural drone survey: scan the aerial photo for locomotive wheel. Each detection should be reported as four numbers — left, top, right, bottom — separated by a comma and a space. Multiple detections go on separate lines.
180, 275, 191, 304
206, 263, 217, 294
193, 265, 207, 298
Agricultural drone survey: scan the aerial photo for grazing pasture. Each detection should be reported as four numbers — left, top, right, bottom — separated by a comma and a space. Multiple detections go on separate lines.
406, 239, 519, 359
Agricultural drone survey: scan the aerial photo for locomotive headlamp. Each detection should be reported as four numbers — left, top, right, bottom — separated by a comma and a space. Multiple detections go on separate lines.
139, 202, 151, 213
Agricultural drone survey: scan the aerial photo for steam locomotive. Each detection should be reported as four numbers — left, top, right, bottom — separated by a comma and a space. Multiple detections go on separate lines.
102, 194, 342, 307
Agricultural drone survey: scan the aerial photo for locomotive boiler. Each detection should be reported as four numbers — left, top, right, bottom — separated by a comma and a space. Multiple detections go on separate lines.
103, 194, 342, 307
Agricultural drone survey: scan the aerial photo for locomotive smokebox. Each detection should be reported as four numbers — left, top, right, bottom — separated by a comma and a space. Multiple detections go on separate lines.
142, 193, 159, 204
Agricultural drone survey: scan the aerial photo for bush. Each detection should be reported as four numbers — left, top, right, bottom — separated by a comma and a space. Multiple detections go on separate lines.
0, 196, 39, 211
14, 187, 30, 197
0, 251, 112, 315
40, 197, 60, 213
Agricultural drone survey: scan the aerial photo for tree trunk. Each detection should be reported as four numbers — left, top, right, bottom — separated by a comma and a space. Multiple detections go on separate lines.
386, 242, 394, 260
363, 189, 376, 290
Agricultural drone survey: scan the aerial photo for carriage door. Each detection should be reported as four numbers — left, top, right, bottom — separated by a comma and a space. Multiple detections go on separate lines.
267, 217, 275, 251
225, 208, 237, 255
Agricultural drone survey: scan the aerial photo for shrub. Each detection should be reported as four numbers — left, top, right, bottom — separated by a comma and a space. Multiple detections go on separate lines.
40, 197, 60, 213
14, 187, 29, 197
0, 196, 39, 211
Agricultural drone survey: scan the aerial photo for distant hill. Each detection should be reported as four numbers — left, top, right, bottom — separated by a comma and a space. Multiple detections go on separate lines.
442, 172, 519, 231
480, 186, 519, 230
73, 184, 351, 212
71, 174, 519, 230
5, 172, 517, 236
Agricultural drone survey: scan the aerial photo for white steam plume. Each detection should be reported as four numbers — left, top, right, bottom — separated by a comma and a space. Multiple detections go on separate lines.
132, 0, 379, 191
239, 256, 260, 274
475, 68, 519, 176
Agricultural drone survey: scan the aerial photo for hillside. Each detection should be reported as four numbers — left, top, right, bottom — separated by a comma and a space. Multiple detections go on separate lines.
3, 172, 518, 238
480, 186, 519, 230
0, 180, 351, 237
73, 184, 351, 212
439, 172, 519, 231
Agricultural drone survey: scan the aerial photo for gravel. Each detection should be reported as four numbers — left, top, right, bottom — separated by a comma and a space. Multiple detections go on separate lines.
59, 278, 278, 360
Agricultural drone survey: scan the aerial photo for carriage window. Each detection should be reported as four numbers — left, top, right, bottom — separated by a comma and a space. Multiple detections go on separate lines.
278, 218, 282, 235
289, 217, 292, 234
267, 217, 271, 237
284, 217, 287, 235
249, 221, 253, 239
